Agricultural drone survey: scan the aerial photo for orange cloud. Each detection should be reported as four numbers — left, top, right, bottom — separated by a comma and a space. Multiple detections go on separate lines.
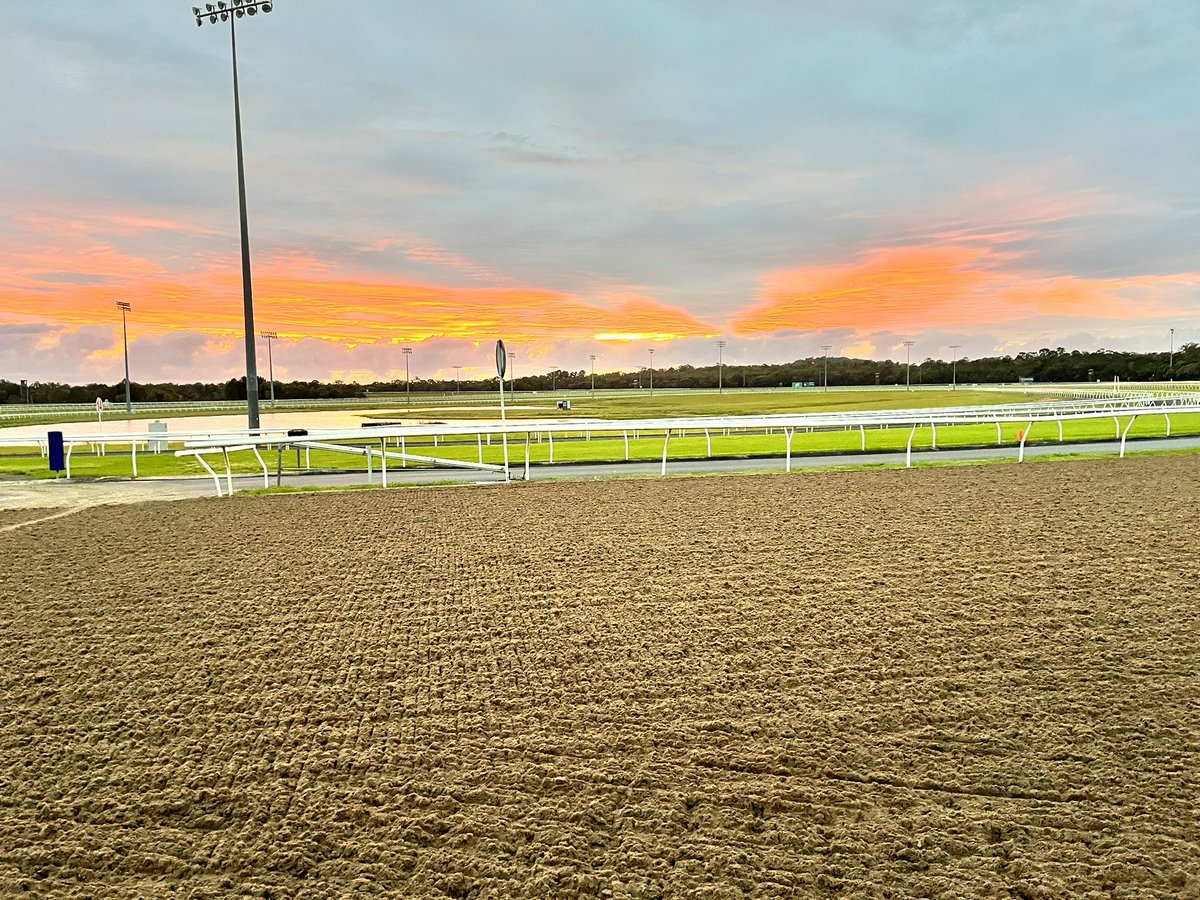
734, 242, 1200, 335
0, 217, 715, 346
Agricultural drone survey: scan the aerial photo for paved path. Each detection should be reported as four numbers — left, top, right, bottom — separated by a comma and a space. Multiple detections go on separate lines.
1, 436, 1196, 511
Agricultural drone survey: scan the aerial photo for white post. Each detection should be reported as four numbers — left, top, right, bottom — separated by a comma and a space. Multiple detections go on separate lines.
367, 447, 373, 482
131, 441, 138, 479
252, 447, 268, 488
1119, 416, 1137, 458
1057, 419, 1063, 441
222, 448, 234, 496
1018, 421, 1032, 463
785, 427, 793, 473
995, 420, 1002, 445
381, 439, 389, 487
1113, 416, 1120, 439
401, 436, 406, 468
931, 422, 937, 450
524, 433, 531, 480
477, 433, 484, 463
704, 428, 711, 457
1165, 413, 1172, 437
905, 425, 917, 468
660, 429, 670, 476
548, 431, 554, 463
860, 424, 866, 451
623, 430, 629, 460
194, 453, 223, 497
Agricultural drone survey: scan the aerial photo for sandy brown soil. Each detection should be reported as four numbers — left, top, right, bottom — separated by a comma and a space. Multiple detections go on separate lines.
1, 457, 1198, 898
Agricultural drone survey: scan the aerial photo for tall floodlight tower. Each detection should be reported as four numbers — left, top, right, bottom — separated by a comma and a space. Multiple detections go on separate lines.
648, 348, 655, 396
948, 344, 961, 390
903, 341, 915, 391
453, 366, 462, 392
821, 344, 831, 392
260, 331, 277, 406
1170, 328, 1175, 375
116, 301, 132, 414
402, 347, 412, 407
192, 0, 275, 431
717, 340, 726, 394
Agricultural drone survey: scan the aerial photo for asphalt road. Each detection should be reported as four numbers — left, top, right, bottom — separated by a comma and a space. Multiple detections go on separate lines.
2, 435, 1197, 511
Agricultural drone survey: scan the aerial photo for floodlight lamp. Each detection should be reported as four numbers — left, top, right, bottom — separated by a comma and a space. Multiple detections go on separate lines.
196, 18, 202, 26
217, 1, 226, 8
206, 2, 214, 10
220, 12, 228, 21
261, 2, 272, 12
193, 6, 201, 14
209, 14, 217, 23
235, 8, 244, 16
247, 5, 256, 13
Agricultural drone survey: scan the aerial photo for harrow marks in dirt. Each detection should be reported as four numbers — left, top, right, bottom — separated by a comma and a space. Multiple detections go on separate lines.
1, 456, 1198, 897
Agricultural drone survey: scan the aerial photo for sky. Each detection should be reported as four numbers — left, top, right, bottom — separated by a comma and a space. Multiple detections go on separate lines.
2, 0, 1198, 386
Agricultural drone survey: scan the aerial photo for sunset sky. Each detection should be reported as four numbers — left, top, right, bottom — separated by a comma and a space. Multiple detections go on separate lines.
2, 1, 1198, 385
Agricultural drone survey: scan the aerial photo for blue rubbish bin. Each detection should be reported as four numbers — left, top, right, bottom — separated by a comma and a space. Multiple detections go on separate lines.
48, 431, 65, 473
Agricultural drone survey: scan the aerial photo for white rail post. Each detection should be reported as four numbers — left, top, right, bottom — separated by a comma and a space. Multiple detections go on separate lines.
400, 436, 406, 468
1018, 421, 1033, 463
905, 425, 917, 468
623, 430, 630, 460
131, 441, 138, 479
704, 428, 711, 457
1119, 416, 1138, 458
381, 438, 389, 487
252, 447, 268, 488
931, 422, 937, 449
785, 427, 793, 472
366, 447, 373, 483
222, 449, 234, 496
524, 433, 531, 480
194, 452, 223, 497
660, 429, 671, 476
548, 431, 554, 463
1057, 419, 1063, 441
1113, 416, 1119, 439
477, 434, 483, 463
995, 419, 1002, 445
1165, 413, 1172, 437
860, 424, 866, 451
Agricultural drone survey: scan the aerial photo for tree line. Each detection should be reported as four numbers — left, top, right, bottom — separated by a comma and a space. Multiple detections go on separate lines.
4, 344, 1197, 404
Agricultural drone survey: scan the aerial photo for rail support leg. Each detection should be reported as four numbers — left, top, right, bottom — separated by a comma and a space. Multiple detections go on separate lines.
1119, 415, 1137, 458
905, 425, 917, 468
660, 429, 671, 476
785, 427, 793, 472
1018, 421, 1033, 463
381, 438, 389, 487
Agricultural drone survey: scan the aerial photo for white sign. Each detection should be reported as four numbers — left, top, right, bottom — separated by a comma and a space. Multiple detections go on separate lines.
495, 339, 507, 378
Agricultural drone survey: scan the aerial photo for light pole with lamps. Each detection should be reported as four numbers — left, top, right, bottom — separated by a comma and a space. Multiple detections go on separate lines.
590, 354, 596, 398
453, 366, 462, 392
116, 301, 132, 414
948, 344, 960, 390
193, 0, 274, 431
821, 344, 831, 392
717, 340, 725, 394
1170, 328, 1175, 376
648, 348, 655, 396
259, 330, 277, 407
903, 341, 914, 391
508, 351, 515, 392
402, 347, 412, 407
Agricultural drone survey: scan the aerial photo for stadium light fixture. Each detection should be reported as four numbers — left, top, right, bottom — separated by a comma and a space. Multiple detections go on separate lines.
821, 344, 831, 393
116, 301, 132, 414
260, 330, 278, 407
194, 0, 276, 431
949, 344, 961, 391
903, 341, 915, 391
402, 347, 412, 408
716, 340, 725, 394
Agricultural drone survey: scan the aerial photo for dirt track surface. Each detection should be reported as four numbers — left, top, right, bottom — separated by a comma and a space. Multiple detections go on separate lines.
2, 457, 1198, 898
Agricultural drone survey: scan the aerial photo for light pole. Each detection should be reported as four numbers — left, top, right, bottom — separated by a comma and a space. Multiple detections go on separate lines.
590, 354, 596, 398
194, 0, 274, 431
903, 341, 914, 391
259, 330, 278, 407
453, 366, 462, 392
821, 344, 831, 392
948, 344, 960, 390
508, 351, 515, 392
1170, 328, 1175, 376
116, 301, 132, 414
402, 346, 412, 407
717, 340, 726, 394
648, 348, 655, 396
